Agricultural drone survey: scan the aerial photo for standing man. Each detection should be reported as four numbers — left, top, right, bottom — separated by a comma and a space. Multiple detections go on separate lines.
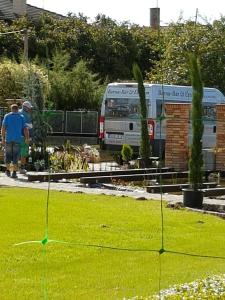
1, 104, 29, 178
19, 100, 33, 174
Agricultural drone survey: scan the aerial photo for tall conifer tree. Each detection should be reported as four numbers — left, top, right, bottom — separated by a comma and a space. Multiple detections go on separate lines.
188, 53, 204, 190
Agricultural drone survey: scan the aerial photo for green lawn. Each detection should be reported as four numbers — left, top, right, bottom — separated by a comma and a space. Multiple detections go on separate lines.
0, 187, 225, 300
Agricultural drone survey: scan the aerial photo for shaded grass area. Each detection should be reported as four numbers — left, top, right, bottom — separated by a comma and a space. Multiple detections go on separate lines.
0, 188, 225, 299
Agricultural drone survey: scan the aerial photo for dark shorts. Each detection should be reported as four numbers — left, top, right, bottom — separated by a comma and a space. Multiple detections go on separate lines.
5, 142, 21, 165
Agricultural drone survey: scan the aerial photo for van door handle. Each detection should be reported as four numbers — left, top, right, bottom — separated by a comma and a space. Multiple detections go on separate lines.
129, 123, 133, 130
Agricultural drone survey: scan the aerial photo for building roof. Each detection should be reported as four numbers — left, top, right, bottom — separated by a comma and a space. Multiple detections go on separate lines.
0, 0, 65, 22
0, 0, 14, 20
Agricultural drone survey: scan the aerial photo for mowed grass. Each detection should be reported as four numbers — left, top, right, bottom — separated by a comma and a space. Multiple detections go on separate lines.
0, 187, 225, 300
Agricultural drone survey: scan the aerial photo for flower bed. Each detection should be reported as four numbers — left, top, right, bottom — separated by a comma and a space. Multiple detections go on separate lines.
125, 274, 225, 299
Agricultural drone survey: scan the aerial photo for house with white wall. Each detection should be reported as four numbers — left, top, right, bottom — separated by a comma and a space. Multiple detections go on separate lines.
0, 0, 64, 22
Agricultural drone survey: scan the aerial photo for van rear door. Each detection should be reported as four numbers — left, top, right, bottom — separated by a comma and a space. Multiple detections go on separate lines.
104, 97, 141, 147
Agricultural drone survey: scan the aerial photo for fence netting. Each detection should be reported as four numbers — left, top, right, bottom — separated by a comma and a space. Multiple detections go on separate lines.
1, 113, 225, 300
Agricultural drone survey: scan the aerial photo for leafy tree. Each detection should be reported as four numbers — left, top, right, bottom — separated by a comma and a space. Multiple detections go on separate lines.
0, 59, 47, 107
70, 59, 103, 110
147, 19, 225, 94
131, 25, 159, 76
0, 62, 21, 106
4, 11, 225, 96
47, 51, 72, 109
0, 13, 161, 84
31, 13, 93, 67
0, 21, 23, 61
91, 15, 139, 81
48, 52, 104, 110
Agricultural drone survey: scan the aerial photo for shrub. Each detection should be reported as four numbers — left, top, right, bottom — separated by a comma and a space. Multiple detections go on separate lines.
121, 144, 133, 163
49, 142, 89, 172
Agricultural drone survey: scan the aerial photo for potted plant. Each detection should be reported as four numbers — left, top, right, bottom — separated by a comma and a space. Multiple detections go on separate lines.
121, 144, 133, 168
132, 63, 151, 168
183, 53, 204, 208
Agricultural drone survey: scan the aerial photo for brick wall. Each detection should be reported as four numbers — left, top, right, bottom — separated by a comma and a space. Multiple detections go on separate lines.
165, 103, 190, 171
216, 104, 225, 171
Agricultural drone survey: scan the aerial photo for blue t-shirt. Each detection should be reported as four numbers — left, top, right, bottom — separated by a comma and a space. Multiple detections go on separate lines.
2, 112, 26, 143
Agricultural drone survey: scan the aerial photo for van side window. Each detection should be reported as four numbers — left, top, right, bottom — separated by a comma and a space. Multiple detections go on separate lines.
203, 104, 216, 121
156, 100, 163, 117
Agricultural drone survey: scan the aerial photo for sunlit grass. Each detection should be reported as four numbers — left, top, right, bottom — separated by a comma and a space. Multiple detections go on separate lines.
0, 187, 225, 299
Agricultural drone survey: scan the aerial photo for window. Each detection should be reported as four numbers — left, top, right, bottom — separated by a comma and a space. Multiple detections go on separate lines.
203, 103, 216, 121
105, 98, 140, 119
156, 100, 216, 121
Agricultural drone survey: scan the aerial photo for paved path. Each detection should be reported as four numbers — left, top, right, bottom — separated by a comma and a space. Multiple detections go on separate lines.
0, 172, 183, 202
1, 172, 225, 209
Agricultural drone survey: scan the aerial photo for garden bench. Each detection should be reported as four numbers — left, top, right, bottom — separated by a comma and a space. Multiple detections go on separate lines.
80, 171, 189, 184
26, 167, 173, 182
203, 187, 225, 197
146, 182, 218, 193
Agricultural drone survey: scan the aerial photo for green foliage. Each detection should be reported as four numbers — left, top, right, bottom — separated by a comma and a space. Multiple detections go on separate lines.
3, 13, 225, 101
121, 144, 133, 162
50, 142, 89, 172
131, 25, 159, 75
24, 69, 49, 148
70, 59, 103, 110
48, 52, 104, 110
50, 151, 88, 172
47, 51, 72, 109
0, 59, 48, 107
132, 63, 151, 161
1, 188, 225, 298
0, 14, 159, 83
188, 53, 204, 190
29, 144, 49, 170
147, 19, 225, 94
0, 20, 24, 61
0, 66, 18, 106
0, 59, 25, 106
91, 15, 140, 80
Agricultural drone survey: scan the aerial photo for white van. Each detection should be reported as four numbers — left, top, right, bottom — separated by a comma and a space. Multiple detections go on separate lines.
99, 83, 225, 155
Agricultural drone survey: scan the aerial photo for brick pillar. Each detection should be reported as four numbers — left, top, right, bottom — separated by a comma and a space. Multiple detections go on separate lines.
216, 104, 225, 171
165, 103, 190, 171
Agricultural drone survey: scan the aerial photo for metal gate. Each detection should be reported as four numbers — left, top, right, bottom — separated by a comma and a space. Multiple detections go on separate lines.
65, 111, 98, 135
44, 110, 64, 133
0, 108, 98, 136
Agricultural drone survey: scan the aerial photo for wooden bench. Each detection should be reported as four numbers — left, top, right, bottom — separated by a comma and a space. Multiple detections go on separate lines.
203, 187, 225, 197
26, 167, 173, 182
80, 171, 189, 185
146, 182, 218, 193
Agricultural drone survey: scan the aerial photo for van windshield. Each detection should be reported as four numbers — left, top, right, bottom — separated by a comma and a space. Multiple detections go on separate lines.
105, 98, 140, 119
